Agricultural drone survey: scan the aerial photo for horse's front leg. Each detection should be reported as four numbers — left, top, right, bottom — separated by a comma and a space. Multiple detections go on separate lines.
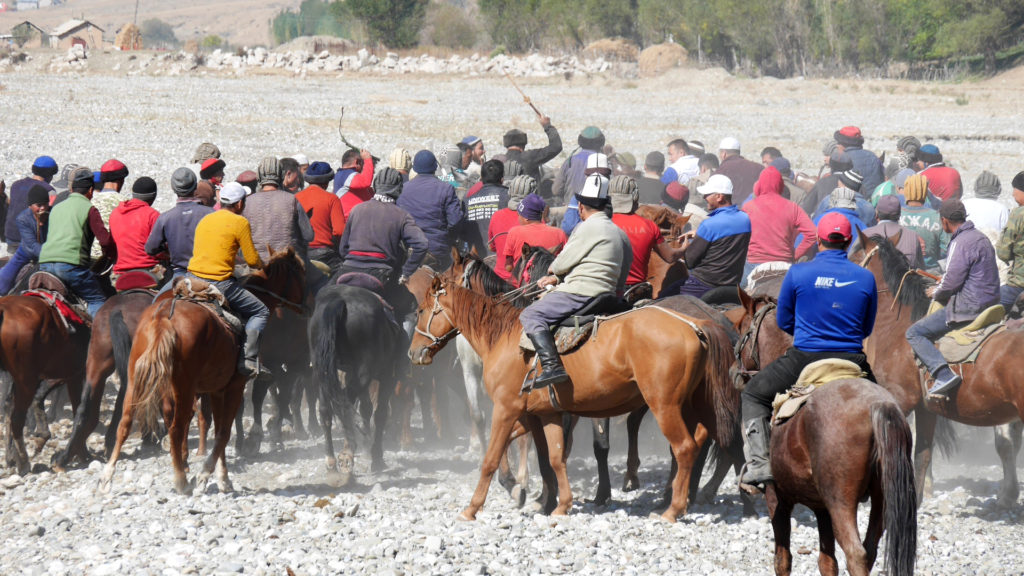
460, 404, 519, 521
541, 414, 573, 516
766, 488, 793, 576
590, 417, 611, 506
994, 421, 1023, 507
912, 407, 937, 504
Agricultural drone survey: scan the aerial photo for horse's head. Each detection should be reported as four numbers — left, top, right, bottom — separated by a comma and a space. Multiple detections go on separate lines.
249, 246, 307, 314
408, 275, 459, 366
513, 244, 557, 287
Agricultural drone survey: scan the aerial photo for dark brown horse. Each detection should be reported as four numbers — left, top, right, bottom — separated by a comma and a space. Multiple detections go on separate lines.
855, 233, 1024, 506
766, 379, 916, 576
99, 248, 306, 493
410, 276, 737, 521
0, 292, 90, 473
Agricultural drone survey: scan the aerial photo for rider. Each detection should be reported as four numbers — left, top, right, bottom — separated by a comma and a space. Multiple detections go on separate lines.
608, 175, 685, 291
906, 199, 1000, 398
503, 193, 567, 284
519, 174, 631, 389
0, 185, 50, 294
296, 161, 347, 275
338, 167, 428, 314
187, 181, 266, 377
739, 212, 877, 492
145, 168, 215, 295
109, 177, 163, 287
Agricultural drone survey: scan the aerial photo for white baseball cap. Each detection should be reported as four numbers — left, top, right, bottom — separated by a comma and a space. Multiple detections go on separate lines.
719, 137, 741, 152
219, 181, 247, 205
697, 174, 734, 196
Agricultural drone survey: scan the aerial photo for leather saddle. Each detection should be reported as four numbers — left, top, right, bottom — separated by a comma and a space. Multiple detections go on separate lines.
520, 293, 632, 355
771, 359, 865, 426
24, 271, 91, 330
936, 304, 1005, 364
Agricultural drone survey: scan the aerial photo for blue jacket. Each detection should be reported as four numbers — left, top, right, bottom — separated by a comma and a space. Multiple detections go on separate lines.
813, 208, 869, 236
933, 220, 1000, 323
396, 174, 464, 259
777, 249, 877, 353
813, 195, 877, 228
15, 207, 47, 260
684, 204, 751, 286
561, 196, 581, 236
843, 146, 885, 199
144, 198, 215, 270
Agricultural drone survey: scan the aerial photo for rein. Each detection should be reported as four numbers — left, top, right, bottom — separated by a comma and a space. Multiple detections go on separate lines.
734, 299, 777, 379
245, 283, 307, 315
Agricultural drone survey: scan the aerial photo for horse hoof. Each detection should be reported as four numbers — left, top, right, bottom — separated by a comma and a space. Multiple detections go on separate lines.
325, 468, 350, 488
456, 510, 476, 522
511, 485, 527, 508
524, 500, 544, 514
656, 511, 678, 524
622, 476, 640, 492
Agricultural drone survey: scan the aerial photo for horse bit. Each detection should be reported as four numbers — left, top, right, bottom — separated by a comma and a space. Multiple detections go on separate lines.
415, 286, 460, 352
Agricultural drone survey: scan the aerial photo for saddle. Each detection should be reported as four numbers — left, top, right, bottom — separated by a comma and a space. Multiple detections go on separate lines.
113, 267, 163, 292
771, 359, 865, 426
170, 276, 243, 335
519, 293, 633, 355
335, 273, 401, 327
24, 271, 91, 332
935, 304, 1005, 364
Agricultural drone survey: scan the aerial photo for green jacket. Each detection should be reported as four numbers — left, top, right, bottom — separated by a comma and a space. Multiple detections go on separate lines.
40, 192, 96, 267
900, 205, 949, 270
997, 206, 1024, 288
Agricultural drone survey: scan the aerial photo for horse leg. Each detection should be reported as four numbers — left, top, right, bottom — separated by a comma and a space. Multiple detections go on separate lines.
196, 394, 211, 458
318, 378, 345, 486
393, 379, 415, 449
766, 489, 793, 576
99, 377, 140, 493
623, 406, 647, 491
28, 380, 60, 456
513, 433, 531, 508
245, 373, 271, 455
55, 380, 102, 469
651, 404, 706, 522
591, 417, 611, 506
814, 509, 839, 576
6, 378, 36, 475
912, 408, 937, 504
525, 414, 558, 514
270, 370, 297, 445
689, 440, 712, 505
540, 414, 573, 516
457, 338, 487, 454
168, 391, 195, 495
994, 421, 1023, 507
829, 503, 869, 576
370, 377, 395, 473
197, 392, 227, 489
862, 485, 884, 570
460, 404, 519, 521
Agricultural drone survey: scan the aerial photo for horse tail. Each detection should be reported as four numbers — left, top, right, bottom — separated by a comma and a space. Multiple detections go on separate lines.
934, 415, 960, 458
110, 310, 133, 399
312, 298, 345, 410
871, 401, 917, 576
699, 320, 740, 448
131, 310, 176, 436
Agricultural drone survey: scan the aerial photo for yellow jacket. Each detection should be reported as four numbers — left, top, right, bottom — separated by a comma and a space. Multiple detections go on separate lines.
188, 209, 262, 281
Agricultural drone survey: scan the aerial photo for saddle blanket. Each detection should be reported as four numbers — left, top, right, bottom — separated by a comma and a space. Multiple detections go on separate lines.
23, 289, 90, 328
937, 324, 1004, 364
170, 277, 243, 334
772, 359, 864, 426
519, 322, 594, 355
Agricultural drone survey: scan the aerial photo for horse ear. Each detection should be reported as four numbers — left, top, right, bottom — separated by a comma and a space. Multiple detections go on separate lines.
738, 287, 756, 318
451, 246, 461, 265
857, 227, 873, 251
431, 274, 442, 291
267, 244, 276, 259
677, 214, 691, 228
522, 243, 533, 259
469, 245, 479, 258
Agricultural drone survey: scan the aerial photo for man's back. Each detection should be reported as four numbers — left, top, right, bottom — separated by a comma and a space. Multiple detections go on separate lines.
900, 205, 947, 269
110, 199, 159, 273
611, 212, 661, 285
962, 196, 1008, 232
637, 177, 666, 206
397, 174, 463, 257
860, 220, 924, 270
342, 199, 427, 275
713, 156, 763, 205
243, 189, 310, 261
146, 200, 214, 270
463, 183, 509, 255
938, 221, 999, 322
296, 185, 346, 249
921, 165, 963, 202
505, 222, 567, 279
685, 205, 751, 287
189, 210, 256, 281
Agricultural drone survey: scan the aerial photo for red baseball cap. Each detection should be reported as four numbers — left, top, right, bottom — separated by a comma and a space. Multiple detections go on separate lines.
817, 212, 852, 242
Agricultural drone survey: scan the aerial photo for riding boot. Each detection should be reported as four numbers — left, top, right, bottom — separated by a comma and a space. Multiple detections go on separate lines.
238, 328, 262, 378
928, 364, 962, 398
739, 417, 773, 493
526, 331, 570, 389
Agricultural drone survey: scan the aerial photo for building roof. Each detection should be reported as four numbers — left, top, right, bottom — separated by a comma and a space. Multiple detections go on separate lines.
51, 19, 104, 37
11, 20, 45, 34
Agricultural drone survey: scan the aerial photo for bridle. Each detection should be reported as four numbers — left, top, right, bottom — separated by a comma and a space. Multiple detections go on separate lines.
414, 285, 460, 352
245, 282, 308, 315
733, 298, 777, 382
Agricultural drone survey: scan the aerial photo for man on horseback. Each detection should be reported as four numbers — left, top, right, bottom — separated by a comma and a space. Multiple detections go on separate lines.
906, 199, 1000, 398
187, 182, 267, 377
739, 212, 877, 492
145, 168, 215, 296
0, 185, 50, 294
519, 174, 631, 389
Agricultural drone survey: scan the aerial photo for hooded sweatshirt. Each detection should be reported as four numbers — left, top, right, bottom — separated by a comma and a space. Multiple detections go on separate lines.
109, 198, 160, 273
742, 167, 816, 264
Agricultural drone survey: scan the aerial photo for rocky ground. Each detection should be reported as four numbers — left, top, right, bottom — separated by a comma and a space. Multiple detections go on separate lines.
0, 65, 1022, 574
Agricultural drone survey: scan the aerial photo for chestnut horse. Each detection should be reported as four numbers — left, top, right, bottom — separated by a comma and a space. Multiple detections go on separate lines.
856, 233, 1024, 506
410, 276, 736, 521
766, 380, 916, 576
0, 292, 90, 473
99, 248, 306, 494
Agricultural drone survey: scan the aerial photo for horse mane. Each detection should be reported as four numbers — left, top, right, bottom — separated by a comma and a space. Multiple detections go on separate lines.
871, 235, 930, 321
515, 245, 557, 284
460, 251, 514, 297
263, 247, 306, 280
447, 280, 522, 350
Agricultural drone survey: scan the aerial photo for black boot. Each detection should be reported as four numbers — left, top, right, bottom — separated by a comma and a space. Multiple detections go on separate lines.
526, 331, 570, 389
739, 417, 773, 493
238, 328, 262, 378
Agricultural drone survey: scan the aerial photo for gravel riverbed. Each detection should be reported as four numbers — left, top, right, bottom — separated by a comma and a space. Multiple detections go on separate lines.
0, 65, 1022, 574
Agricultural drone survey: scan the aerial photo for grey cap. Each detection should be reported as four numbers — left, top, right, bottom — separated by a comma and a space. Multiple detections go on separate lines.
373, 167, 404, 199
974, 170, 1002, 200
257, 156, 281, 187
830, 187, 857, 209
609, 175, 638, 214
171, 167, 198, 197
191, 142, 221, 164
507, 175, 537, 209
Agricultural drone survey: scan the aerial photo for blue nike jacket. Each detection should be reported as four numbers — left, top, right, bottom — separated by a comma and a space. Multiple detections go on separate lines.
777, 248, 877, 352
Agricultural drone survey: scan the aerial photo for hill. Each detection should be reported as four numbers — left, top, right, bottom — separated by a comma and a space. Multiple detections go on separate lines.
0, 0, 301, 47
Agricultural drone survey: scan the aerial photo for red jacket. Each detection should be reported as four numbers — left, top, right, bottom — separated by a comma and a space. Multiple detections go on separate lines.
109, 199, 160, 273
296, 185, 346, 249
742, 167, 816, 264
334, 157, 375, 219
920, 164, 962, 201
488, 208, 521, 281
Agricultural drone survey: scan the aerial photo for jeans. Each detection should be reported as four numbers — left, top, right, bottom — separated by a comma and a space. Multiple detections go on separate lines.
308, 247, 343, 277
659, 275, 713, 299
0, 248, 33, 294
905, 309, 966, 374
188, 274, 269, 335
999, 284, 1024, 312
38, 262, 107, 317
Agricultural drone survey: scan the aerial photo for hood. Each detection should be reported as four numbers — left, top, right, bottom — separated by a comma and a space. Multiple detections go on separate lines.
753, 166, 784, 198
119, 198, 153, 214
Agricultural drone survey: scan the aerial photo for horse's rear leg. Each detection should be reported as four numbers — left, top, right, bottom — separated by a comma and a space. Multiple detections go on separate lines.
370, 377, 395, 472
862, 484, 884, 570
525, 414, 558, 514
766, 488, 793, 576
100, 377, 141, 492
829, 504, 869, 576
912, 408, 937, 504
623, 406, 647, 491
460, 404, 519, 521
245, 372, 272, 455
202, 378, 245, 493
196, 395, 211, 457
994, 421, 1023, 507
167, 391, 195, 495
813, 509, 839, 576
6, 378, 36, 475
650, 403, 706, 521
591, 418, 611, 506
541, 414, 573, 516
28, 380, 60, 456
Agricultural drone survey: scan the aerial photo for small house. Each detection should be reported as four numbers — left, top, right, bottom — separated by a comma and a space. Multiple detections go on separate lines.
49, 19, 103, 50
11, 21, 45, 48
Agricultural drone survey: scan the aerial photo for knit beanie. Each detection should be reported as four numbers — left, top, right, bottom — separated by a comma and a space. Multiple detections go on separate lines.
663, 182, 688, 210
829, 187, 857, 209
236, 170, 259, 195
191, 142, 221, 164
507, 175, 536, 209
837, 169, 863, 192
27, 184, 50, 207
200, 158, 226, 180
504, 129, 528, 149
1013, 171, 1024, 193
834, 126, 864, 148
388, 148, 412, 172
257, 156, 281, 187
897, 136, 921, 157
31, 156, 59, 179
132, 177, 158, 202
413, 150, 438, 174
974, 171, 1001, 199
822, 139, 839, 158
916, 144, 942, 165
171, 167, 198, 197
609, 175, 639, 214
828, 152, 853, 174
373, 167, 404, 199
903, 174, 929, 203
303, 161, 335, 186
578, 126, 605, 151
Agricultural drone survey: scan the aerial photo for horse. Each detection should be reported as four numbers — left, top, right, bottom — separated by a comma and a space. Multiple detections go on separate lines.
766, 379, 917, 576
309, 282, 406, 484
52, 289, 156, 470
855, 232, 1024, 506
99, 247, 306, 494
0, 288, 91, 474
409, 276, 737, 521
636, 205, 689, 296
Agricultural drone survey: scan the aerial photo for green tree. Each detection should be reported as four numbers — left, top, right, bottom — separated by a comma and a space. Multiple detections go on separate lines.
584, 0, 637, 42
347, 0, 428, 48
479, 0, 546, 52
426, 3, 479, 49
140, 18, 179, 49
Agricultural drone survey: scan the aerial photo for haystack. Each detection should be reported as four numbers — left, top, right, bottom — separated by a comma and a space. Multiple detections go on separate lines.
638, 42, 688, 77
583, 37, 639, 62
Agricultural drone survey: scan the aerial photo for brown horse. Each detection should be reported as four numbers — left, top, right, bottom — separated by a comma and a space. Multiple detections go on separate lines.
409, 276, 736, 521
636, 205, 689, 296
99, 248, 306, 494
0, 293, 90, 473
766, 379, 917, 576
856, 233, 1024, 506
